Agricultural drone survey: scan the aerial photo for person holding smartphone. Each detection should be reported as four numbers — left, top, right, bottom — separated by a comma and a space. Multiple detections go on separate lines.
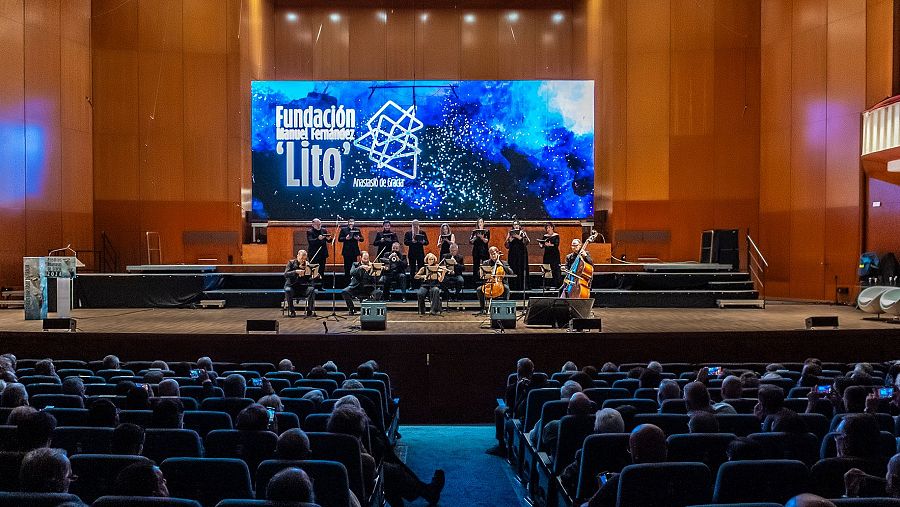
583, 424, 668, 507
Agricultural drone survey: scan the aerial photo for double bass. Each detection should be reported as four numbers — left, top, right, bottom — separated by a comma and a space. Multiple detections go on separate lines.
560, 230, 598, 299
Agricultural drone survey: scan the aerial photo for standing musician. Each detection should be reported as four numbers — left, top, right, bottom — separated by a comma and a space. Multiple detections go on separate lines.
414, 253, 446, 316
373, 220, 399, 261
306, 218, 331, 283
504, 220, 530, 291
438, 223, 456, 258
283, 249, 318, 317
404, 219, 429, 286
338, 217, 364, 279
538, 222, 561, 286
565, 239, 593, 269
341, 251, 377, 315
440, 243, 465, 301
470, 218, 491, 284
476, 246, 512, 315
379, 242, 409, 302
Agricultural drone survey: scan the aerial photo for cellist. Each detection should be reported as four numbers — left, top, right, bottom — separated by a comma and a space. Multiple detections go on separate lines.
565, 239, 593, 269
476, 246, 512, 315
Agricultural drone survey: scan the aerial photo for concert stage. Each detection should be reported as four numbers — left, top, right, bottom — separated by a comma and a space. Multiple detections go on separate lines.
2, 303, 900, 424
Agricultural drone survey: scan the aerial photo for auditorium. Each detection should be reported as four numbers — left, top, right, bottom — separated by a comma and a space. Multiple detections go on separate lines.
3, 0, 900, 506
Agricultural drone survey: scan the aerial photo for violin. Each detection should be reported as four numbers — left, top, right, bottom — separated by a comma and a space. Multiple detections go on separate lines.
482, 254, 507, 299
560, 230, 598, 299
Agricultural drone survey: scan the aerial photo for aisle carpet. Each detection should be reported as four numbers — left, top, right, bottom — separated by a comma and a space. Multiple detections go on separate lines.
397, 425, 531, 507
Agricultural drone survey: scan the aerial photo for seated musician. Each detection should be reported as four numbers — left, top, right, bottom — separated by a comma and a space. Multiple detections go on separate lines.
379, 242, 409, 303
565, 239, 593, 269
284, 249, 318, 318
476, 246, 513, 315
341, 251, 377, 315
415, 253, 445, 316
440, 243, 465, 301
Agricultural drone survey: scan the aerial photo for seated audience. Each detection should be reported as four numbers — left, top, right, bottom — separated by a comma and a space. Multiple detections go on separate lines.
561, 361, 578, 373
19, 447, 73, 493
756, 384, 793, 423
836, 413, 882, 461
277, 359, 294, 372
276, 428, 311, 460
150, 398, 184, 429
114, 462, 169, 497
307, 366, 328, 379
34, 359, 57, 378
356, 362, 375, 379
258, 394, 284, 413
266, 467, 315, 504
197, 357, 216, 378
126, 384, 152, 410
657, 379, 681, 405
111, 423, 145, 455
150, 360, 169, 371
600, 362, 617, 373
721, 375, 743, 400
584, 424, 668, 507
726, 436, 766, 461
1, 382, 28, 407
785, 494, 836, 507
61, 376, 86, 399
843, 452, 900, 498
16, 410, 57, 451
102, 354, 120, 370
236, 403, 273, 432
684, 381, 714, 416
223, 373, 247, 398
688, 411, 719, 433
87, 398, 119, 427
6, 405, 37, 426
543, 392, 592, 454
157, 378, 180, 397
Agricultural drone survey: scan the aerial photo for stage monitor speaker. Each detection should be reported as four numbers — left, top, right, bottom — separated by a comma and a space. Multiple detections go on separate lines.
43, 318, 76, 332
569, 318, 601, 332
247, 319, 279, 333
360, 301, 387, 331
525, 298, 595, 328
805, 316, 839, 329
700, 229, 739, 270
490, 301, 517, 329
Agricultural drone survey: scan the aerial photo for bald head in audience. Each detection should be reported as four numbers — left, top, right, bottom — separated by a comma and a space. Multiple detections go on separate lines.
629, 424, 667, 464
721, 375, 743, 400
567, 392, 592, 416
785, 494, 835, 507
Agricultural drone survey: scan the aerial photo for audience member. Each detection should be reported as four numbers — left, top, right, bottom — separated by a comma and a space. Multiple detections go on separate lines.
144, 370, 165, 384
111, 423, 145, 455
157, 378, 180, 397
542, 392, 592, 453
726, 436, 766, 461
488, 357, 547, 456
125, 384, 151, 410
258, 394, 284, 413
16, 410, 57, 451
585, 424, 667, 507
721, 375, 743, 400
266, 467, 314, 504
102, 355, 120, 370
197, 357, 216, 377
277, 359, 294, 372
1, 382, 28, 407
356, 362, 375, 379
561, 380, 582, 400
594, 408, 625, 433
600, 362, 617, 373
61, 376, 85, 399
19, 448, 73, 493
307, 366, 328, 379
236, 403, 272, 432
785, 494, 836, 507
756, 384, 793, 423
323, 361, 338, 373
657, 379, 681, 405
150, 398, 184, 429
302, 389, 324, 406
843, 452, 900, 499
842, 385, 868, 413
646, 361, 663, 373
6, 405, 37, 426
342, 379, 365, 390
740, 371, 761, 387
836, 413, 882, 460
638, 368, 661, 389
150, 360, 169, 371
684, 381, 714, 416
114, 462, 169, 497
223, 373, 247, 398
87, 398, 119, 427
34, 359, 57, 377
582, 365, 598, 378
276, 428, 311, 460
688, 411, 719, 433
561, 361, 578, 372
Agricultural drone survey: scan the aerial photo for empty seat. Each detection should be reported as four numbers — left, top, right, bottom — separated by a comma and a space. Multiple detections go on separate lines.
294, 380, 339, 396
17, 376, 61, 386
280, 398, 316, 424
255, 459, 351, 507
120, 410, 153, 427
601, 398, 659, 414
747, 432, 819, 466
273, 412, 299, 433
0, 492, 83, 506
575, 433, 631, 501
221, 370, 261, 381
51, 426, 114, 455
205, 430, 277, 477
632, 388, 658, 400
54, 360, 87, 370
183, 411, 233, 438
57, 368, 93, 378
616, 462, 712, 506
25, 383, 62, 396
582, 388, 630, 407
200, 398, 254, 421
161, 457, 254, 506
30, 394, 84, 409
631, 414, 689, 435
666, 433, 736, 474
264, 371, 304, 383
92, 496, 202, 506
143, 429, 204, 463
306, 432, 366, 503
715, 414, 762, 437
611, 378, 640, 393
858, 286, 892, 316
95, 369, 136, 382
69, 454, 152, 503
303, 414, 330, 432
713, 459, 809, 503
239, 363, 276, 376
180, 386, 224, 402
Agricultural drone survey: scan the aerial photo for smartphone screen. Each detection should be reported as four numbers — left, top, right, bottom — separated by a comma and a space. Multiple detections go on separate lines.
816, 384, 831, 394
598, 472, 610, 485
266, 406, 276, 423
878, 387, 894, 399
189, 369, 200, 379
707, 366, 721, 376
250, 378, 262, 387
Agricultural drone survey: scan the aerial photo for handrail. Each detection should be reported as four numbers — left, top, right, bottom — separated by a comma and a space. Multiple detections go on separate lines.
100, 231, 119, 272
747, 234, 768, 268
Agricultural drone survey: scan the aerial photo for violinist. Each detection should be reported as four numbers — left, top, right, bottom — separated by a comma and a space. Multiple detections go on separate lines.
538, 222, 561, 286
373, 220, 398, 260
438, 223, 455, 258
565, 239, 593, 269
470, 218, 491, 283
337, 217, 364, 278
284, 249, 319, 318
476, 246, 512, 315
414, 252, 446, 316
504, 220, 530, 291
378, 242, 409, 303
440, 243, 465, 301
404, 219, 429, 286
341, 251, 376, 315
306, 218, 331, 283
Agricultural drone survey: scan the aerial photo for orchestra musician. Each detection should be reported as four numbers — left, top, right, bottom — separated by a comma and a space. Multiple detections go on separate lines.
306, 218, 330, 283
476, 246, 512, 315
470, 218, 491, 284
379, 242, 409, 303
438, 223, 455, 258
565, 239, 593, 269
414, 253, 446, 316
440, 243, 465, 301
373, 220, 399, 261
337, 217, 364, 278
404, 219, 429, 286
341, 251, 377, 315
538, 222, 561, 286
283, 249, 318, 317
505, 220, 530, 291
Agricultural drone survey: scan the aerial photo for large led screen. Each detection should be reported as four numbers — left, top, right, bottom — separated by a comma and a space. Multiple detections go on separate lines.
251, 80, 594, 220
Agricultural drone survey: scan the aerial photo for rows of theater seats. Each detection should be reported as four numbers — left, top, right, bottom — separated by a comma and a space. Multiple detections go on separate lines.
0, 357, 398, 507
496, 360, 900, 507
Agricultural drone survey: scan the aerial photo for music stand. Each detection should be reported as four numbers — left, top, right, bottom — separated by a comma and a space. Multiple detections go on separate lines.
318, 219, 344, 322
370, 262, 384, 301
301, 265, 320, 319
540, 264, 552, 294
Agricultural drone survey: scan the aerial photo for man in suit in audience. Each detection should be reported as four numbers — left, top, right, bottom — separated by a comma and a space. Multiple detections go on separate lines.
584, 424, 668, 507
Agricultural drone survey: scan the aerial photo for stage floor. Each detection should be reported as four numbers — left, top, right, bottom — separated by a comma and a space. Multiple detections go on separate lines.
0, 301, 895, 335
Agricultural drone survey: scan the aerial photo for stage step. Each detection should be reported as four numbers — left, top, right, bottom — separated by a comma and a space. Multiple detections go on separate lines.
708, 281, 755, 290
717, 299, 766, 309
198, 299, 226, 308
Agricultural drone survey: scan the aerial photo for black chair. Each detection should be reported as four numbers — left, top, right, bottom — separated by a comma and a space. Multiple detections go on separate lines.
17, 376, 61, 386
631, 414, 689, 435
150, 397, 199, 411
263, 371, 304, 383
69, 453, 152, 503
95, 369, 136, 382
180, 386, 224, 402
306, 432, 367, 504
747, 432, 819, 466
255, 459, 350, 507
199, 398, 254, 421
143, 429, 203, 463
280, 398, 316, 424
30, 394, 84, 409
713, 459, 810, 504
120, 410, 153, 427
611, 378, 640, 394
796, 412, 830, 440
57, 368, 93, 378
161, 457, 254, 506
24, 383, 62, 396
205, 430, 278, 480
183, 410, 233, 438
45, 408, 89, 427
632, 388, 658, 400
601, 398, 658, 414
85, 385, 117, 396
279, 388, 324, 400
92, 496, 202, 506
273, 412, 300, 433
303, 414, 330, 432
660, 399, 688, 414
666, 433, 736, 474
574, 433, 630, 501
50, 426, 114, 455
239, 363, 276, 376
715, 414, 762, 436
617, 462, 713, 506
0, 492, 83, 506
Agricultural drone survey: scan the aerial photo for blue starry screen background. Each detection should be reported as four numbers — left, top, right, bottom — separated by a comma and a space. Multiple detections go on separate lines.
251, 80, 594, 220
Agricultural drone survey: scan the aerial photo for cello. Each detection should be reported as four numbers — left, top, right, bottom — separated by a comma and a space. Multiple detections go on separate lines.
482, 252, 507, 299
560, 230, 598, 299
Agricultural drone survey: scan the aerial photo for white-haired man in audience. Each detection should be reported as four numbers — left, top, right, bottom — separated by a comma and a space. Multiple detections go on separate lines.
560, 408, 625, 494
543, 392, 593, 455
157, 378, 180, 398
657, 379, 681, 406
278, 359, 295, 372
646, 361, 663, 373
721, 375, 743, 400
529, 380, 583, 444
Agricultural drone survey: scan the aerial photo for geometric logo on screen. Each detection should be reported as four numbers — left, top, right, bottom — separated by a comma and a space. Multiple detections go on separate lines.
353, 100, 423, 180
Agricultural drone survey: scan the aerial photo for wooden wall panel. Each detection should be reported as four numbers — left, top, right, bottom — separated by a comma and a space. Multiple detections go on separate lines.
348, 8, 387, 79
460, 10, 499, 79
385, 9, 415, 79
497, 9, 536, 79
415, 9, 460, 79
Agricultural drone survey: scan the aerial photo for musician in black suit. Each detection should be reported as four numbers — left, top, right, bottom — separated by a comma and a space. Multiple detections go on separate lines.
338, 217, 364, 279
404, 219, 429, 286
283, 249, 318, 317
379, 242, 409, 302
440, 243, 465, 301
565, 239, 593, 269
373, 220, 399, 260
469, 218, 490, 286
538, 222, 562, 287
476, 246, 512, 314
341, 251, 377, 315
306, 218, 330, 283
